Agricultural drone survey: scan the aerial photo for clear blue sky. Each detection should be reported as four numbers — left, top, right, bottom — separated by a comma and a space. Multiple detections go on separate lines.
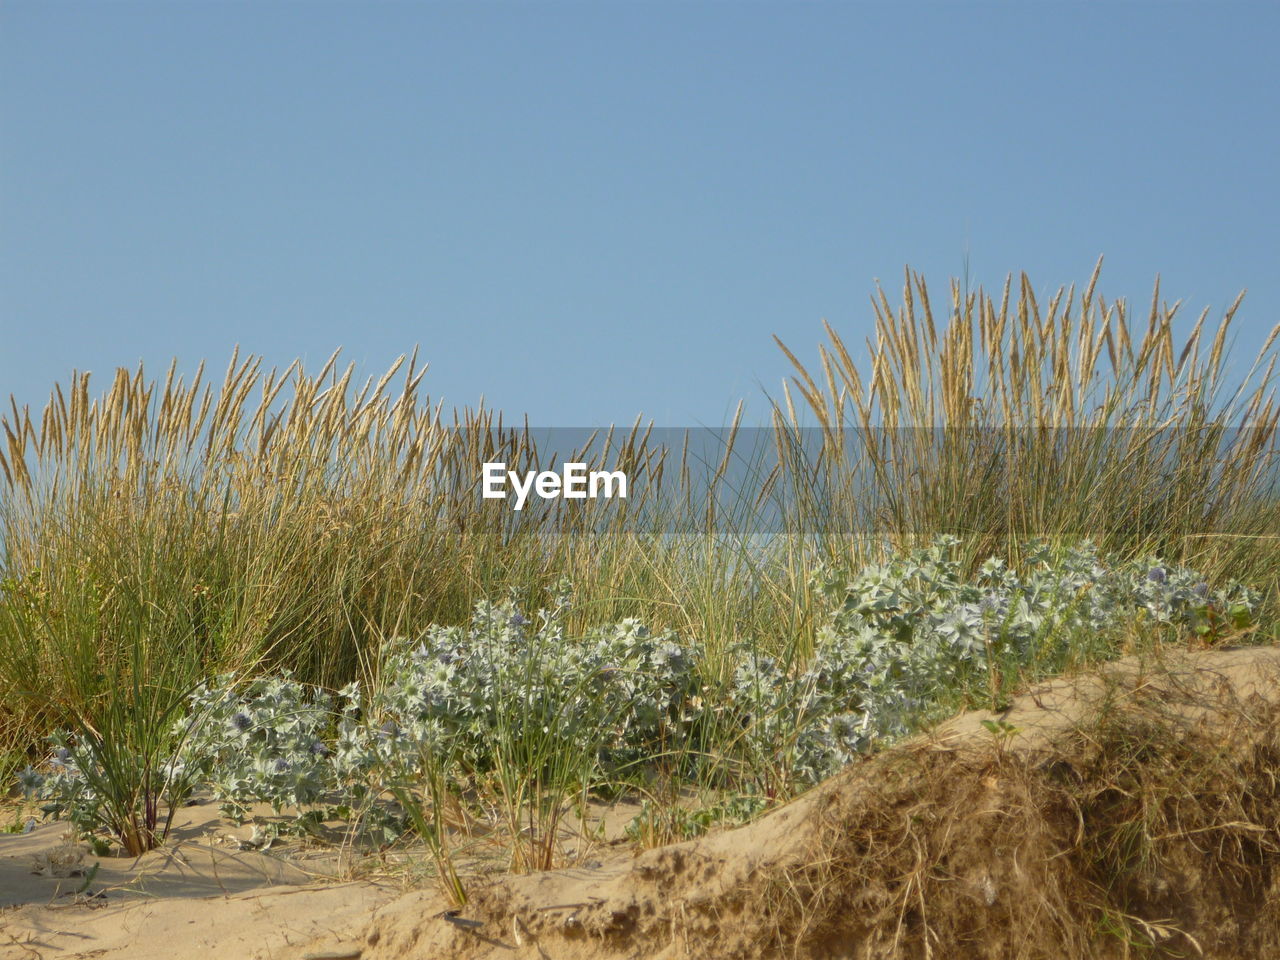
3, 1, 1277, 426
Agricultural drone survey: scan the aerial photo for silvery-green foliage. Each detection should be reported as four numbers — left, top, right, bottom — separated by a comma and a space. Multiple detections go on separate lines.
179, 671, 336, 820
772, 537, 1259, 785
20, 741, 99, 837
360, 588, 703, 781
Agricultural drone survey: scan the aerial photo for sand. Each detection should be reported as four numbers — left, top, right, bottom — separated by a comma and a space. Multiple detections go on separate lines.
0, 800, 395, 960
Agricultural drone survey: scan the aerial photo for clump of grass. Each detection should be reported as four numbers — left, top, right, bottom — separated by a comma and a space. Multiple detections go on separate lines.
773, 259, 1280, 585
0, 350, 699, 741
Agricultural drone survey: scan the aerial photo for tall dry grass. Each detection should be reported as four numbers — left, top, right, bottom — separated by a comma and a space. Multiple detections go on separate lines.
0, 348, 740, 741
772, 259, 1280, 582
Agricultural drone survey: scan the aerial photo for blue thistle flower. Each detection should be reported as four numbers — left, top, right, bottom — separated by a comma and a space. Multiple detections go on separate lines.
16, 766, 43, 797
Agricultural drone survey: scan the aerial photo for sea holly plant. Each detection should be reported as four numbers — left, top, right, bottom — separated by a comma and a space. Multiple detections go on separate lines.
178, 671, 337, 823
16, 540, 1261, 852
343, 586, 706, 867
346, 587, 705, 784
738, 537, 1261, 785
